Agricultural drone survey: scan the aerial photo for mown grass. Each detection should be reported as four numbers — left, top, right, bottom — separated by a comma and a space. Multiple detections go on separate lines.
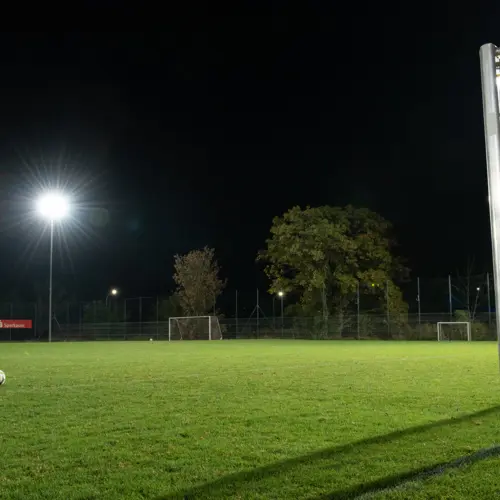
0, 340, 499, 499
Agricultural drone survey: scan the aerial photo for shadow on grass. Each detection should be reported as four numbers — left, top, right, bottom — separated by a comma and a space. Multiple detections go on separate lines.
156, 405, 500, 500
314, 445, 500, 499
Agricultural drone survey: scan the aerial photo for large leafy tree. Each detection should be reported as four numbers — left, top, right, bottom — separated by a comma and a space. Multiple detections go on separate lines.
173, 247, 226, 316
258, 205, 408, 319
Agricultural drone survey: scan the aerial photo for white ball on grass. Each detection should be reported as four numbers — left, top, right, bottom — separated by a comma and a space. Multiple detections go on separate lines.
0, 370, 5, 386
149, 338, 153, 342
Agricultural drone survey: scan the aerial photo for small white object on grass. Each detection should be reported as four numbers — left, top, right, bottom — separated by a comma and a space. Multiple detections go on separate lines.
150, 338, 153, 342
0, 370, 5, 386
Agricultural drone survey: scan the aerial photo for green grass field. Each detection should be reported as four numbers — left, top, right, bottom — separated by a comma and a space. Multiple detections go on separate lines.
1, 340, 500, 499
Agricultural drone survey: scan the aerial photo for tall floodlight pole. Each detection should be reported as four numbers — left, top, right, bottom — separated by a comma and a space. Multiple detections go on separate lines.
36, 192, 69, 343
480, 43, 500, 363
48, 220, 54, 343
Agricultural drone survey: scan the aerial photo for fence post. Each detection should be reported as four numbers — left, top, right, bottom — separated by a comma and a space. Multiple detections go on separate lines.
417, 277, 421, 324
9, 302, 13, 341
417, 277, 421, 340
235, 290, 239, 338
156, 296, 159, 340
79, 303, 82, 334
256, 289, 260, 339
448, 275, 453, 321
139, 297, 143, 337
386, 281, 390, 338
34, 303, 37, 339
356, 282, 360, 340
272, 297, 276, 331
93, 301, 97, 338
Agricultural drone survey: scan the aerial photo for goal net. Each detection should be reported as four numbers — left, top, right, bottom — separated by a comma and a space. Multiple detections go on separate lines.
437, 322, 471, 342
168, 316, 223, 341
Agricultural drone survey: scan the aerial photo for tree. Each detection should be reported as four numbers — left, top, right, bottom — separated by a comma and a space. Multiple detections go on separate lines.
452, 257, 488, 321
258, 205, 408, 329
173, 247, 226, 316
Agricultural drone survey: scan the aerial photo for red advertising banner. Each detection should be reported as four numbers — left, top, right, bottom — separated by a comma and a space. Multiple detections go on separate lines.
0, 320, 32, 329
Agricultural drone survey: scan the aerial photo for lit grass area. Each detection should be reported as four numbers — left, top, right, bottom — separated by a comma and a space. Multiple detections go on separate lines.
0, 340, 499, 499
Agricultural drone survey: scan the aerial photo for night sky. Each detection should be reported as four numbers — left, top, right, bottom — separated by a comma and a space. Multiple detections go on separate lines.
0, 13, 498, 305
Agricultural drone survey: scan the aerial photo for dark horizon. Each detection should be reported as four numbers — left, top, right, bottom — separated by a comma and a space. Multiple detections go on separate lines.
0, 18, 498, 305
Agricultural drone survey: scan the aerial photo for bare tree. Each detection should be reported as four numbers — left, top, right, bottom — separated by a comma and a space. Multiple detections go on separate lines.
173, 247, 226, 316
453, 257, 487, 321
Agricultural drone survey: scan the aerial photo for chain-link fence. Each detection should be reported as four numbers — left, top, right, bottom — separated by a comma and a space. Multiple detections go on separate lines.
220, 313, 496, 341
0, 312, 496, 342
0, 274, 497, 341
222, 275, 496, 318
398, 274, 494, 315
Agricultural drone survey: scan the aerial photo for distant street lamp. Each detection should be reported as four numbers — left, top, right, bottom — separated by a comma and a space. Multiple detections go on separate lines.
36, 191, 70, 343
278, 291, 285, 336
473, 286, 481, 320
106, 288, 118, 307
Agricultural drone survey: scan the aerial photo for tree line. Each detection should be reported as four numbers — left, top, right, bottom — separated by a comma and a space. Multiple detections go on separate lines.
154, 204, 409, 328
11, 203, 492, 337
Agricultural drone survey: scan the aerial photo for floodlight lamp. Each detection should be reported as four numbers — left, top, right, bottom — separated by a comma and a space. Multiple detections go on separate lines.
278, 291, 284, 297
111, 288, 118, 296
477, 287, 481, 291
36, 192, 69, 221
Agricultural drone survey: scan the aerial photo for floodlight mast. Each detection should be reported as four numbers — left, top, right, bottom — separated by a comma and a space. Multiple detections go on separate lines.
49, 219, 54, 343
36, 192, 69, 343
480, 43, 500, 367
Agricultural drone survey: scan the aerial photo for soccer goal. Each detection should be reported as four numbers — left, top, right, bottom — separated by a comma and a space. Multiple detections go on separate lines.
437, 322, 472, 342
168, 316, 223, 341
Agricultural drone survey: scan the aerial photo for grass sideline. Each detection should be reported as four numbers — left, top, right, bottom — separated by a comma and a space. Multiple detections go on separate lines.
0, 340, 499, 499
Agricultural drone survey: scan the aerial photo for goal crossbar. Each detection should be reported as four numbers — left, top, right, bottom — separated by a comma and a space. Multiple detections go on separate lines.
437, 322, 471, 342
168, 316, 222, 341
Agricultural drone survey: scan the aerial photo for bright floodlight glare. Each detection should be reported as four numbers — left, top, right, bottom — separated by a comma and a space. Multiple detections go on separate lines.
278, 291, 284, 297
111, 289, 118, 295
37, 192, 69, 220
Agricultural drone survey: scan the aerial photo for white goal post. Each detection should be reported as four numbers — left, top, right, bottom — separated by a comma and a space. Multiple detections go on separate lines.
168, 316, 223, 341
437, 322, 471, 342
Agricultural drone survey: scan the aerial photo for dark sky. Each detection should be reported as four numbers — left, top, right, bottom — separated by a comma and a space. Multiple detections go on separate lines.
0, 11, 498, 304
